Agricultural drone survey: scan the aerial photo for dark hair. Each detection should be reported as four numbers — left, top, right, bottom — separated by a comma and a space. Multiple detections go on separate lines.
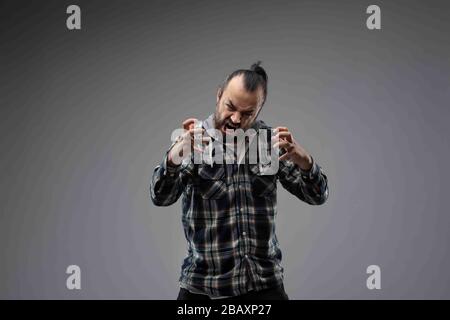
219, 61, 268, 106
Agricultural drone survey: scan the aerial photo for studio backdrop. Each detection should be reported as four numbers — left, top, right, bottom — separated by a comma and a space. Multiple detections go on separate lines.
1, 0, 449, 299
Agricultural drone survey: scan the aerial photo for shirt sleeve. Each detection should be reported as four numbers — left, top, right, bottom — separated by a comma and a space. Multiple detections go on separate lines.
150, 148, 184, 206
277, 154, 329, 205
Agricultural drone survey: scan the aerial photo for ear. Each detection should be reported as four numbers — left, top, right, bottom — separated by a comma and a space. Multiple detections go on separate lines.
216, 87, 223, 104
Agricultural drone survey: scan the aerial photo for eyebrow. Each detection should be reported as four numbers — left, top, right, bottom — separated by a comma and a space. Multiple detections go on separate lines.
227, 100, 254, 114
227, 100, 237, 110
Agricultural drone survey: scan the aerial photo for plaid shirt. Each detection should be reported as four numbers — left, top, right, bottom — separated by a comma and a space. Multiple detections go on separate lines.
150, 114, 329, 298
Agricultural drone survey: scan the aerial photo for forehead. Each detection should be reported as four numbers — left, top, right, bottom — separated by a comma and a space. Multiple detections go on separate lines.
223, 75, 262, 111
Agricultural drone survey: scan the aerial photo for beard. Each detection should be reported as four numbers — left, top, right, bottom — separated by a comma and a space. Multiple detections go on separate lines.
214, 112, 239, 133
214, 110, 255, 135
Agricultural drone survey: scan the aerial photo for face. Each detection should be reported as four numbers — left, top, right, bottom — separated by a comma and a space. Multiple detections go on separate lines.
214, 75, 263, 135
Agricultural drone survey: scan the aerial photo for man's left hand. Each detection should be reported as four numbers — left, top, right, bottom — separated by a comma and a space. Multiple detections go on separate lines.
272, 126, 313, 171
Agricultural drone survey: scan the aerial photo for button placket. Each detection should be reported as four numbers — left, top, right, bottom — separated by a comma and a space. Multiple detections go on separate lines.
234, 164, 250, 258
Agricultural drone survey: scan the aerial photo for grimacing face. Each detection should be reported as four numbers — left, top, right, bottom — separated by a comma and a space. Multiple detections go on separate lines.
214, 75, 264, 135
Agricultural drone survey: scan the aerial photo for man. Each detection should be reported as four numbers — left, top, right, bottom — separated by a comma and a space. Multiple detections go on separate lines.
150, 62, 329, 300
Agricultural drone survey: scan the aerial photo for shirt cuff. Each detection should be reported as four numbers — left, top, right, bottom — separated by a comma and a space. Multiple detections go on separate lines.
299, 155, 320, 181
162, 151, 182, 177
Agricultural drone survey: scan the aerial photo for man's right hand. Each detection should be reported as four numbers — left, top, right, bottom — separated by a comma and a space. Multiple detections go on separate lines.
167, 118, 207, 167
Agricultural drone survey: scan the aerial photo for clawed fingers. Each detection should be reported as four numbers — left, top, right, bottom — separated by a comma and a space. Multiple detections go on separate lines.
273, 140, 291, 150
272, 127, 297, 161
273, 126, 289, 133
272, 131, 293, 143
182, 118, 200, 131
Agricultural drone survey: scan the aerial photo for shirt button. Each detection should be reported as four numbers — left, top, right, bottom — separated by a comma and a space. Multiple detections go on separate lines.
245, 254, 248, 258
242, 232, 246, 236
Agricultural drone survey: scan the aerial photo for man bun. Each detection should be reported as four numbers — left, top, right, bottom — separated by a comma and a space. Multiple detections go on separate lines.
250, 61, 268, 83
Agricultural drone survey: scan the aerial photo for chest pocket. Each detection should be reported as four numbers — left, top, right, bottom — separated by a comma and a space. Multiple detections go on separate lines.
196, 164, 228, 199
249, 164, 277, 198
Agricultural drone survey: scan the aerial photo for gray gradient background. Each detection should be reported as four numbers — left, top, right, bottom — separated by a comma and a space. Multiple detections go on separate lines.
1, 0, 449, 299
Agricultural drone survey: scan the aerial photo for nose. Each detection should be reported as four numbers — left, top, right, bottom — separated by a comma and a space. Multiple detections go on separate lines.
230, 112, 241, 125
